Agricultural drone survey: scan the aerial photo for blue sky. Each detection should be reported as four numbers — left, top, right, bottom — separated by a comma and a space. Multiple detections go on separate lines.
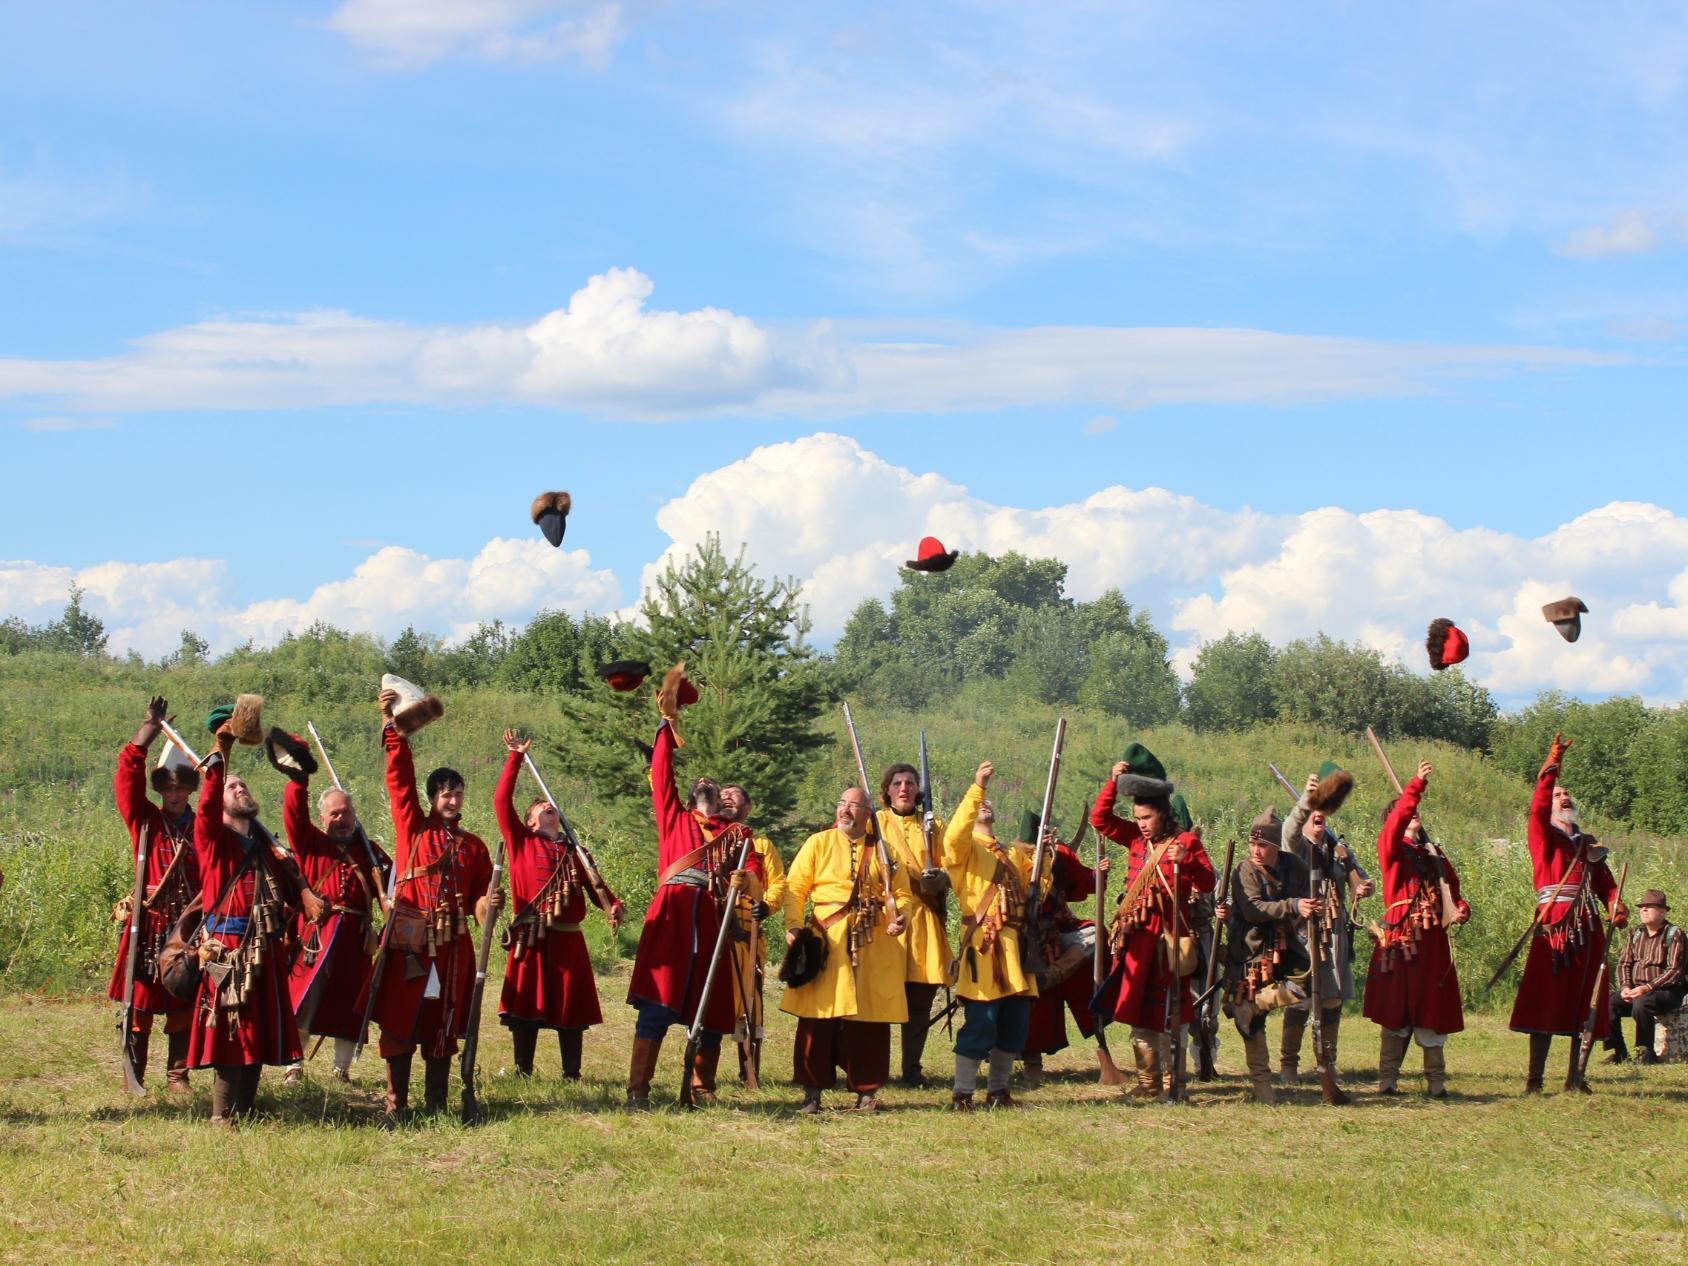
4, 2, 1687, 703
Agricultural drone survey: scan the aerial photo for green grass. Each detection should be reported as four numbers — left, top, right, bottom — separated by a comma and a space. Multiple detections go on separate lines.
2, 972, 1686, 1266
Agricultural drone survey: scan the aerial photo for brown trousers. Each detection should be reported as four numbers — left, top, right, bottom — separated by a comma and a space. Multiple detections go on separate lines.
794, 1017, 891, 1093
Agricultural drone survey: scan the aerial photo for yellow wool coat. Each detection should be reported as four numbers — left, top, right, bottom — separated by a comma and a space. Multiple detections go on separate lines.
940, 782, 1041, 1003
876, 807, 953, 984
751, 833, 786, 908
780, 826, 915, 1023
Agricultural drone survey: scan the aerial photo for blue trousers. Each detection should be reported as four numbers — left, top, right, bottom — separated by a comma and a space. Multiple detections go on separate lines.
955, 995, 1033, 1060
633, 1000, 721, 1050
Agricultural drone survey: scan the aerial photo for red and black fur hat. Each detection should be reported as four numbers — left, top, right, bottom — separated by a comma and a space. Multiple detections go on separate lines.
1425, 618, 1470, 671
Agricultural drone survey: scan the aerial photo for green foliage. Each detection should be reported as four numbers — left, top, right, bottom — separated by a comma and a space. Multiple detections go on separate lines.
0, 587, 109, 658
1185, 631, 1280, 731
1491, 692, 1653, 822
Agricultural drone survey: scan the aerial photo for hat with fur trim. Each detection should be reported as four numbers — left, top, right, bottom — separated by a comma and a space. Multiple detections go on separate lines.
530, 491, 572, 548
778, 925, 827, 987
597, 659, 652, 693
1013, 809, 1042, 846
655, 662, 699, 716
905, 536, 960, 573
1542, 596, 1589, 643
1426, 618, 1470, 671
207, 696, 264, 745
1120, 741, 1168, 781
264, 728, 318, 784
380, 672, 444, 735
1307, 761, 1354, 814
1117, 772, 1175, 800
151, 738, 200, 792
1249, 807, 1283, 842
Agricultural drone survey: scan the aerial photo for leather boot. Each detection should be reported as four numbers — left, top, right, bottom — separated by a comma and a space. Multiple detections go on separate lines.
1423, 1043, 1448, 1098
1377, 1030, 1408, 1095
1130, 1030, 1162, 1098
1525, 1033, 1550, 1094
234, 1064, 262, 1117
559, 1029, 583, 1081
384, 1055, 413, 1124
1564, 1037, 1592, 1094
510, 1026, 538, 1077
128, 1030, 151, 1087
166, 1030, 190, 1094
1280, 1016, 1306, 1087
626, 1036, 662, 1110
688, 1045, 720, 1107
1021, 1051, 1045, 1085
1195, 1026, 1218, 1082
900, 1024, 930, 1088
799, 1086, 823, 1115
1242, 1031, 1276, 1104
210, 1066, 239, 1127
1317, 1010, 1350, 1106
422, 1057, 451, 1112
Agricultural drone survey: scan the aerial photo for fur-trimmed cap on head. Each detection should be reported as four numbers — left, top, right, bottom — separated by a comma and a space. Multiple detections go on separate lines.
1120, 741, 1168, 782
1542, 596, 1589, 643
1307, 762, 1354, 814
1425, 617, 1470, 671
1117, 772, 1175, 800
530, 491, 572, 548
150, 747, 200, 793
381, 672, 445, 735
1249, 807, 1283, 841
264, 728, 318, 783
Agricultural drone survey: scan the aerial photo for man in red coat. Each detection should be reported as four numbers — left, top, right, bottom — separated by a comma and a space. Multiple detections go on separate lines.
625, 676, 762, 1109
370, 689, 496, 1119
1509, 734, 1626, 1094
110, 695, 200, 1091
1022, 823, 1104, 1077
496, 729, 624, 1080
188, 717, 325, 1125
272, 734, 384, 1084
1091, 759, 1215, 1100
1362, 760, 1470, 1098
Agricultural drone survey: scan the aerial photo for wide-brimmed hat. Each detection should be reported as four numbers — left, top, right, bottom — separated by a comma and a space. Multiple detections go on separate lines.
597, 659, 651, 692
1637, 889, 1670, 911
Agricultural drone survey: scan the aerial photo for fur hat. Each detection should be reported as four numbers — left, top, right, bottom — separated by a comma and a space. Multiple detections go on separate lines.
1542, 596, 1589, 643
778, 926, 828, 987
1013, 809, 1043, 846
905, 536, 960, 573
229, 695, 264, 746
530, 491, 572, 548
150, 738, 200, 793
1120, 741, 1168, 782
1307, 761, 1354, 814
1425, 618, 1470, 671
380, 672, 444, 735
1249, 808, 1283, 842
264, 728, 318, 784
597, 659, 652, 693
1116, 772, 1175, 800
655, 662, 699, 717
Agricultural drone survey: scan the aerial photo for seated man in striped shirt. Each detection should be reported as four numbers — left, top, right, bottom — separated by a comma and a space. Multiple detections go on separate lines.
1605, 889, 1686, 1065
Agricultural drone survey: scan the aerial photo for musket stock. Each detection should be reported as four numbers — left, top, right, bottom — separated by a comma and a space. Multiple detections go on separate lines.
118, 823, 151, 1095
842, 703, 901, 928
1021, 717, 1067, 977
459, 832, 509, 1123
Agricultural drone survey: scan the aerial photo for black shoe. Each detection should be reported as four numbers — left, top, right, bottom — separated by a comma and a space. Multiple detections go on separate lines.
898, 1071, 929, 1089
1603, 1049, 1629, 1065
1637, 1049, 1660, 1066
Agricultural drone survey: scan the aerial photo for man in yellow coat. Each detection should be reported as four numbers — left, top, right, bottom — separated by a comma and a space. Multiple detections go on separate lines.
941, 762, 1040, 1110
878, 761, 953, 1086
782, 786, 913, 1113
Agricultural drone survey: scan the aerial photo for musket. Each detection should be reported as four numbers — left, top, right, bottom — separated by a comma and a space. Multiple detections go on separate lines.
459, 830, 509, 1123
522, 751, 617, 915
307, 721, 390, 893
1021, 717, 1068, 977
678, 829, 757, 1108
1195, 837, 1237, 1080
1573, 861, 1628, 1084
1163, 850, 1185, 1104
1090, 820, 1126, 1086
118, 822, 151, 1095
841, 704, 901, 929
1272, 760, 1367, 929
1306, 835, 1345, 1104
915, 730, 951, 902
1482, 829, 1594, 995
1364, 727, 1459, 926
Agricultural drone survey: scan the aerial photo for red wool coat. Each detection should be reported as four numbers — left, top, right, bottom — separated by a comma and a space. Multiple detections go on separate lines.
1090, 781, 1215, 1032
282, 779, 378, 1041
369, 726, 493, 1058
1361, 777, 1468, 1035
1510, 768, 1620, 1037
1026, 843, 1102, 1054
185, 758, 303, 1069
494, 750, 616, 1030
108, 742, 199, 1014
626, 722, 763, 1033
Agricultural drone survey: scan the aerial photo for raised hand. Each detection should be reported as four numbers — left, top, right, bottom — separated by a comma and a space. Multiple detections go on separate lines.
1111, 760, 1129, 780
975, 761, 993, 789
1305, 773, 1320, 799
377, 688, 398, 722
502, 728, 532, 755
1417, 760, 1433, 782
146, 696, 167, 725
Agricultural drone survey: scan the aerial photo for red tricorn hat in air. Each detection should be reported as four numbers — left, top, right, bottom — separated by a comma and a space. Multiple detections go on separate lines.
1542, 596, 1588, 643
530, 491, 572, 548
596, 659, 652, 693
1425, 618, 1470, 671
906, 536, 960, 573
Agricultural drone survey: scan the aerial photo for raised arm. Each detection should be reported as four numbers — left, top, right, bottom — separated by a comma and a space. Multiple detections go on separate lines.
1529, 733, 1569, 855
494, 736, 526, 849
382, 722, 426, 842
114, 696, 167, 827
281, 777, 315, 856
1090, 769, 1137, 845
649, 721, 689, 843
1378, 773, 1427, 867
940, 765, 989, 869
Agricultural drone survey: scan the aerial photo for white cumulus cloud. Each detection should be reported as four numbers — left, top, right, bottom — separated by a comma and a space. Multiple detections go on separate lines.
327, 0, 624, 69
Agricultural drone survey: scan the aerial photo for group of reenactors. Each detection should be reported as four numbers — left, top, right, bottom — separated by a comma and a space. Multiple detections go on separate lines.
107, 671, 1676, 1125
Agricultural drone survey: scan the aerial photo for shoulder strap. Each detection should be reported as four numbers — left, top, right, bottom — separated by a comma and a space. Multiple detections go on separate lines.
203, 846, 261, 924
818, 839, 874, 930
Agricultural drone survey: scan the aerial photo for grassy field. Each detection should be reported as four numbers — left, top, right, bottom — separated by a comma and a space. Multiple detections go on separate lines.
2, 968, 1686, 1266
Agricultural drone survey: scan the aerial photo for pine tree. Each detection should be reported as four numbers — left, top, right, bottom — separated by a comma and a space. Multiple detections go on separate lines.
559, 534, 835, 834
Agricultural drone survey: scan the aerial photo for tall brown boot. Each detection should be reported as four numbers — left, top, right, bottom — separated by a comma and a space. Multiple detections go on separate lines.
423, 1057, 451, 1112
1021, 1051, 1045, 1085
626, 1036, 662, 1110
1317, 1010, 1350, 1106
688, 1045, 721, 1107
234, 1064, 262, 1118
1130, 1029, 1162, 1098
510, 1026, 538, 1077
128, 1030, 151, 1088
1377, 1030, 1408, 1095
384, 1054, 413, 1120
1525, 1034, 1550, 1094
209, 1066, 239, 1128
165, 1030, 190, 1094
1242, 1031, 1276, 1104
1280, 1015, 1306, 1087
559, 1029, 583, 1081
1564, 1036, 1592, 1094
1423, 1042, 1448, 1098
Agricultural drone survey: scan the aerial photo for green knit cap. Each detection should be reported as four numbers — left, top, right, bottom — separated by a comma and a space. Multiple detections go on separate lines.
1121, 741, 1167, 781
205, 704, 233, 734
1014, 809, 1042, 846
